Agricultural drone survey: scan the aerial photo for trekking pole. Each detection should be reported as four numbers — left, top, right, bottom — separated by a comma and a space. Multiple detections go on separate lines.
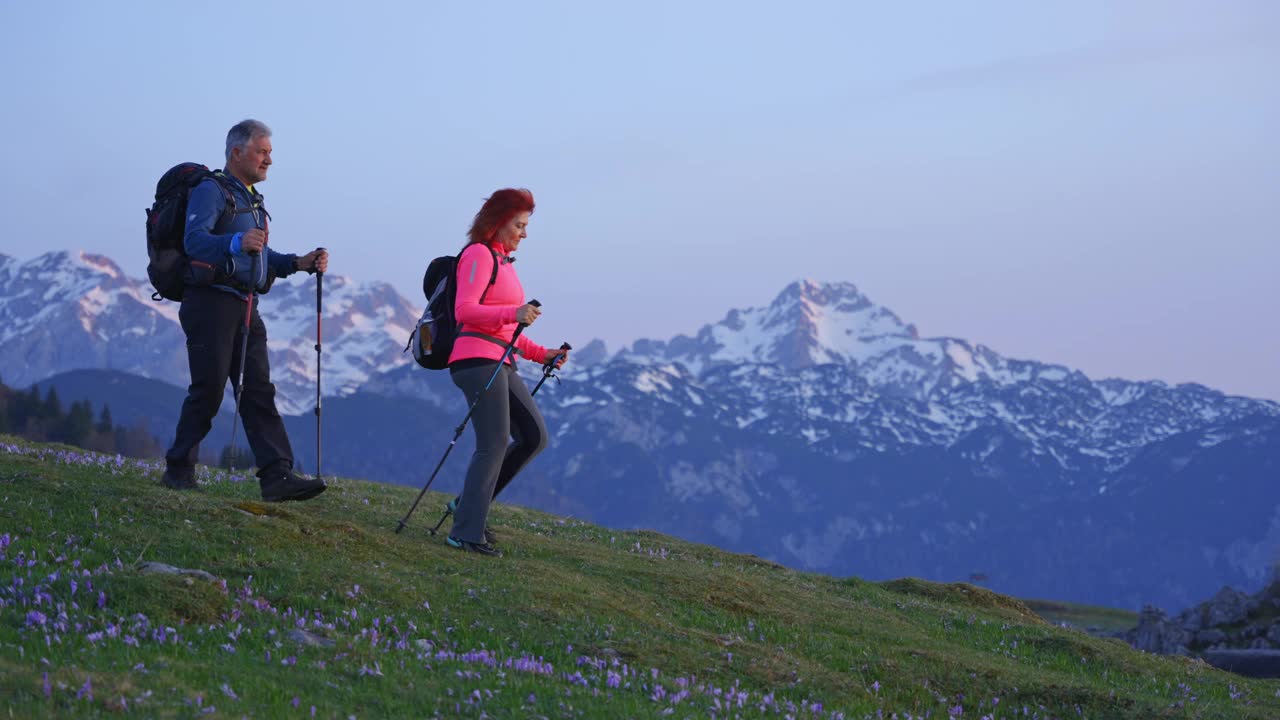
531, 342, 572, 396
314, 248, 325, 480
394, 299, 540, 534
427, 339, 570, 535
227, 252, 259, 474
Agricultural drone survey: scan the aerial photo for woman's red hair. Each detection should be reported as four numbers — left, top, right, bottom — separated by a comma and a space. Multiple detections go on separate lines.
466, 188, 535, 247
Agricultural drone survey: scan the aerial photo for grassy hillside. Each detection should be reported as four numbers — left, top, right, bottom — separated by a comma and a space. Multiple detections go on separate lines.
1, 437, 1276, 719
1020, 600, 1138, 636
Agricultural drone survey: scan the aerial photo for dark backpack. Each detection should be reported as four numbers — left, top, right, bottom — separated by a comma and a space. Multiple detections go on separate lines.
144, 163, 235, 301
406, 247, 500, 369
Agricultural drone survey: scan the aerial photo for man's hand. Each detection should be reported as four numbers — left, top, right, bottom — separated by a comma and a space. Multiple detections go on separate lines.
296, 248, 329, 274
241, 229, 266, 254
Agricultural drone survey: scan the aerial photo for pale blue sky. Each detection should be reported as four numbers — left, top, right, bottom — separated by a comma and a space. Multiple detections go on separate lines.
2, 1, 1277, 399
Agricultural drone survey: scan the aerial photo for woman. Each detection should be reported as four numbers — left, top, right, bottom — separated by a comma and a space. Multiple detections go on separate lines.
446, 188, 568, 557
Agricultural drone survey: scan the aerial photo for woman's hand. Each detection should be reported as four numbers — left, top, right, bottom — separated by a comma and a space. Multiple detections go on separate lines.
545, 347, 570, 369
516, 303, 542, 325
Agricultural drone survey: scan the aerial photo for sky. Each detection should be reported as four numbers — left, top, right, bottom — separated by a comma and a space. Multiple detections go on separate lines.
1, 1, 1277, 399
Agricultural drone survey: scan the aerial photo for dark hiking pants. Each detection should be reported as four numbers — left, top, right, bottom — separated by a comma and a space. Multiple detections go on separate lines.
448, 360, 548, 544
165, 286, 294, 475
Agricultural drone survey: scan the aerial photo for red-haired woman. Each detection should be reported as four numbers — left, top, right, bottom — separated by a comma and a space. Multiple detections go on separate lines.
445, 188, 569, 556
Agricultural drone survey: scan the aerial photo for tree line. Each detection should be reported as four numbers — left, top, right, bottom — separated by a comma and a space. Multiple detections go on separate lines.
0, 377, 248, 468
0, 378, 163, 457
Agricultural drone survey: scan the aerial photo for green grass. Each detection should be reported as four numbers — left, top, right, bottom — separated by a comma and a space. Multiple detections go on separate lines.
1021, 598, 1139, 635
1, 435, 1276, 719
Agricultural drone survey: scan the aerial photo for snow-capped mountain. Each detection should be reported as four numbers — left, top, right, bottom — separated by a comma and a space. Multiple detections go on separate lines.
253, 273, 418, 410
627, 279, 921, 373
618, 279, 1277, 471
0, 251, 418, 414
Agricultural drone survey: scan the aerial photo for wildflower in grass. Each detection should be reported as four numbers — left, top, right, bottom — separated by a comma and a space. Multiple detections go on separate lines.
77, 676, 92, 701
221, 684, 238, 700
25, 610, 47, 627
42, 672, 50, 698
291, 697, 300, 708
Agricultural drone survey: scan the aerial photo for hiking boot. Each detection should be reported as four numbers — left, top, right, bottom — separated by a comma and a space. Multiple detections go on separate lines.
446, 536, 502, 557
161, 464, 198, 491
259, 463, 327, 503
446, 498, 496, 544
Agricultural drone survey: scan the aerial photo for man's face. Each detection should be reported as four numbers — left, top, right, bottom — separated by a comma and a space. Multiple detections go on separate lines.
233, 135, 273, 184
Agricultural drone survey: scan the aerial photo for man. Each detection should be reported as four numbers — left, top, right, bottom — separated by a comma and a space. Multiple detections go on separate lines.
162, 119, 328, 502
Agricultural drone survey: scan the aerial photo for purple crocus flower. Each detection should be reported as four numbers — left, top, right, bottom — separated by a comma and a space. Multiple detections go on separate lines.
77, 676, 92, 701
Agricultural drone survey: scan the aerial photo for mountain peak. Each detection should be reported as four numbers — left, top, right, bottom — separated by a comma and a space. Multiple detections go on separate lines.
624, 278, 920, 373
77, 252, 126, 279
775, 278, 866, 306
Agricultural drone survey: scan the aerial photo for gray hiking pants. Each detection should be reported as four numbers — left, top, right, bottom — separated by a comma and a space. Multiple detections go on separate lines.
449, 361, 549, 543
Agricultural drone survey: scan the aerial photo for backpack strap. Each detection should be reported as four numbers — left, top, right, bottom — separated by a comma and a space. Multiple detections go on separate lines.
478, 246, 500, 303
455, 245, 507, 340
210, 170, 269, 222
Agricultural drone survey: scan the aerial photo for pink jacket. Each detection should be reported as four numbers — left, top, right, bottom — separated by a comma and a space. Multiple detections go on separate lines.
447, 241, 549, 367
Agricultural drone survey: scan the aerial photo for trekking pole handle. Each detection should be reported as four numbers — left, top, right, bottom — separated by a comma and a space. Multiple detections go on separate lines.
516, 299, 541, 329
545, 342, 572, 367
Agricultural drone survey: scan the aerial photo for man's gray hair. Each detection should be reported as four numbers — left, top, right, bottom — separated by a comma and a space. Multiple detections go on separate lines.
225, 119, 272, 162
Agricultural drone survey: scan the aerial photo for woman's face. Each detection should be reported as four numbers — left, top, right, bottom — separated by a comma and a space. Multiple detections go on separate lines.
495, 211, 530, 253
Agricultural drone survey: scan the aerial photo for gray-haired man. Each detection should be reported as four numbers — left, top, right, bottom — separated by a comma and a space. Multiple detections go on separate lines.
162, 119, 328, 502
